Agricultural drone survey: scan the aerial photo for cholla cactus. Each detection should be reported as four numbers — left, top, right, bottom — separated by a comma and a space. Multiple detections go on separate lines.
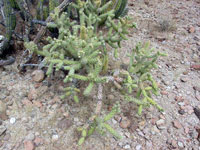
101, 0, 128, 18
25, 0, 134, 98
121, 42, 167, 115
77, 103, 121, 145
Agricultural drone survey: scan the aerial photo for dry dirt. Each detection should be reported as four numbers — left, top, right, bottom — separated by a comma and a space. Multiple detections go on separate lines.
0, 0, 200, 150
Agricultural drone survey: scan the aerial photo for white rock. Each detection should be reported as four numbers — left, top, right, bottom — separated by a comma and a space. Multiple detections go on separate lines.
26, 133, 35, 141
178, 141, 184, 148
52, 134, 59, 141
10, 117, 16, 124
112, 118, 117, 124
136, 144, 142, 150
124, 144, 131, 149
156, 119, 165, 126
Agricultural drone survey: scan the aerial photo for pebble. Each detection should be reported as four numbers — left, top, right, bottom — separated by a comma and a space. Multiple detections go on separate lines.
32, 100, 43, 108
52, 134, 59, 141
156, 119, 166, 130
24, 140, 34, 150
119, 117, 131, 129
10, 117, 16, 124
178, 109, 185, 115
0, 101, 8, 120
160, 90, 168, 95
3, 133, 10, 141
178, 102, 185, 106
185, 105, 194, 114
112, 118, 117, 124
177, 141, 184, 148
146, 141, 152, 149
195, 91, 200, 101
175, 96, 183, 102
124, 144, 131, 149
156, 119, 165, 126
57, 118, 73, 130
184, 127, 189, 134
173, 120, 182, 129
28, 89, 38, 101
191, 64, 200, 70
32, 70, 45, 82
188, 26, 195, 33
171, 140, 177, 148
124, 132, 131, 138
137, 131, 145, 137
34, 137, 43, 146
26, 133, 35, 141
0, 125, 6, 136
151, 126, 160, 134
107, 94, 115, 100
136, 144, 142, 150
180, 76, 188, 82
22, 98, 32, 106
118, 142, 123, 147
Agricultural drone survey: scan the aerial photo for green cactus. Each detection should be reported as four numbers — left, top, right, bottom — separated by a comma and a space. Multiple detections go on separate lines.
101, 0, 128, 18
121, 42, 167, 115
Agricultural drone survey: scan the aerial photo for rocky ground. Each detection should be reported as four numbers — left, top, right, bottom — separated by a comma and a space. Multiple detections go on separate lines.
0, 0, 200, 150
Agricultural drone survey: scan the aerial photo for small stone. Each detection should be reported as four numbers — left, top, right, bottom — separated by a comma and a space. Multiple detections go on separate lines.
184, 127, 189, 134
22, 98, 32, 106
177, 141, 184, 148
3, 133, 11, 141
151, 126, 160, 134
160, 90, 168, 95
57, 118, 73, 130
136, 144, 142, 150
0, 101, 8, 120
124, 144, 131, 149
171, 140, 177, 148
32, 101, 43, 108
146, 141, 152, 149
151, 118, 157, 125
52, 134, 59, 141
191, 64, 200, 70
137, 131, 145, 137
74, 117, 79, 122
138, 121, 146, 129
28, 89, 38, 101
173, 120, 182, 129
175, 96, 184, 101
34, 83, 42, 88
183, 70, 189, 75
188, 26, 195, 33
26, 133, 35, 141
124, 132, 131, 138
10, 117, 16, 124
178, 109, 185, 115
178, 102, 185, 106
185, 105, 194, 114
24, 140, 34, 150
195, 91, 200, 101
156, 119, 165, 126
112, 118, 117, 124
107, 94, 115, 100
118, 142, 123, 147
120, 117, 131, 129
180, 76, 188, 82
0, 125, 6, 136
34, 137, 43, 146
193, 86, 200, 92
32, 70, 45, 82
